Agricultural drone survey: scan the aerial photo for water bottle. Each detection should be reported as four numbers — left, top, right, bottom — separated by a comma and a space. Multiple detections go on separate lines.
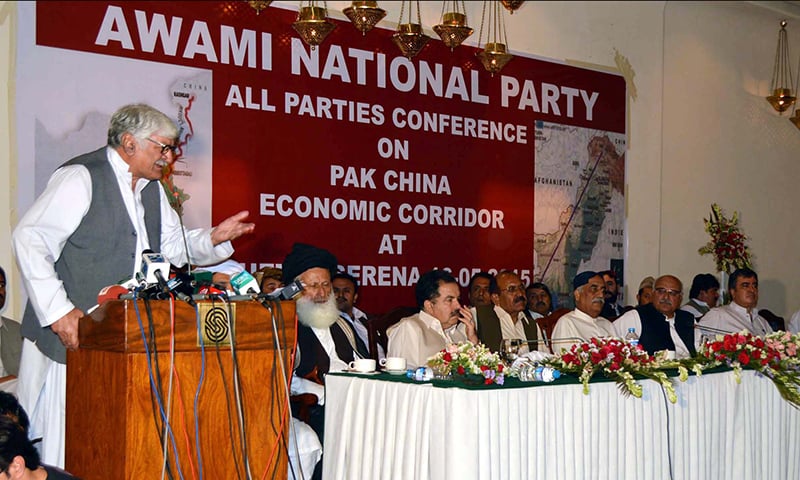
625, 327, 640, 349
518, 361, 561, 382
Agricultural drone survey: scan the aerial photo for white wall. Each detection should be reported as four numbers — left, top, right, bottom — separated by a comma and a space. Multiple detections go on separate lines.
1, 1, 797, 316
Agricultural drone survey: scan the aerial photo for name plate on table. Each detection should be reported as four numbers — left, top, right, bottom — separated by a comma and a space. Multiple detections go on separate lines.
197, 302, 236, 346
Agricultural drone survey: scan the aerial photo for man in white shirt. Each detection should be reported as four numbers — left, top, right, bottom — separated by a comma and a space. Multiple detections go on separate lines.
700, 268, 772, 337
680, 273, 720, 320
332, 272, 385, 360
613, 275, 697, 358
551, 271, 615, 353
387, 269, 478, 369
12, 104, 255, 467
476, 271, 549, 354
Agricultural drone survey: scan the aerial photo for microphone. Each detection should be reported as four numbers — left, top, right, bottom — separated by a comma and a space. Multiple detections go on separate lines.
259, 279, 304, 301
230, 270, 261, 295
141, 250, 170, 291
693, 324, 734, 335
86, 284, 131, 314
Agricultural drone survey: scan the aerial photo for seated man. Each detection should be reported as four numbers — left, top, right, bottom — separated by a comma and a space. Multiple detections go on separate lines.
0, 266, 22, 393
614, 275, 696, 358
476, 271, 548, 354
387, 269, 478, 368
525, 282, 553, 320
332, 272, 384, 360
256, 266, 283, 294
680, 273, 720, 320
284, 243, 364, 478
550, 271, 615, 352
700, 267, 772, 336
467, 271, 493, 308
634, 276, 655, 307
599, 269, 624, 320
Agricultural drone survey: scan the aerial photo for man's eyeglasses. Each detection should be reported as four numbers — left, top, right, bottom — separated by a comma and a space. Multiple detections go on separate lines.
500, 285, 525, 295
654, 287, 682, 297
146, 137, 178, 155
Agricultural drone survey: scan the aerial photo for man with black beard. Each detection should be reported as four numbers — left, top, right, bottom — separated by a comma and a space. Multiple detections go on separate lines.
285, 243, 369, 444
476, 271, 549, 354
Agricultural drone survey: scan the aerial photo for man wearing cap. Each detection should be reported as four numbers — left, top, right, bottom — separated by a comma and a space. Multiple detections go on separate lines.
283, 244, 369, 437
387, 269, 478, 369
613, 275, 697, 358
680, 273, 720, 320
476, 271, 548, 354
635, 276, 655, 307
550, 271, 615, 352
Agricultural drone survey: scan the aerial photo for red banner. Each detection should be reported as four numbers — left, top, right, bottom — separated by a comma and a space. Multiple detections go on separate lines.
35, 2, 625, 312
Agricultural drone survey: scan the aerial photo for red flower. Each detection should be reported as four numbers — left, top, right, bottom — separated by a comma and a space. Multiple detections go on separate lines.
457, 365, 465, 375
723, 336, 737, 351
443, 352, 452, 362
484, 378, 493, 385
609, 362, 620, 371
497, 364, 504, 373
711, 342, 723, 352
480, 365, 489, 372
738, 352, 751, 365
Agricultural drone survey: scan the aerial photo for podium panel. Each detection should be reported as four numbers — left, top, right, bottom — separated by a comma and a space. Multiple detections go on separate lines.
66, 298, 295, 480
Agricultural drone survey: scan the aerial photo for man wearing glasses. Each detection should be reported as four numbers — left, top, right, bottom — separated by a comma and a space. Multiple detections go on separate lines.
613, 275, 697, 358
12, 104, 255, 467
550, 271, 615, 352
475, 270, 548, 354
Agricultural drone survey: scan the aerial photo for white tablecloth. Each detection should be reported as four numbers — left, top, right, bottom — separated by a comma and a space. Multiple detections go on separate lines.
323, 370, 800, 479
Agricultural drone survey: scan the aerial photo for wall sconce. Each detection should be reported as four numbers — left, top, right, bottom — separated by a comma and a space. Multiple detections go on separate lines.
292, 1, 336, 49
476, 1, 513, 75
392, 1, 430, 59
500, 0, 525, 15
433, 1, 473, 51
766, 20, 795, 114
247, 1, 273, 15
343, 1, 386, 36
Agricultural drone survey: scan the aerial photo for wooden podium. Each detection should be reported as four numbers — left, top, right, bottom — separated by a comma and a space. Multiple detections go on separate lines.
65, 298, 295, 480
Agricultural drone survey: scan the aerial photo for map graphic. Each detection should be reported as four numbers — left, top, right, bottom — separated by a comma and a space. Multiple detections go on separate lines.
32, 68, 213, 230
533, 121, 626, 308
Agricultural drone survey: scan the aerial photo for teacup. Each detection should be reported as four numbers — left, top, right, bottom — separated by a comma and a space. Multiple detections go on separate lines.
348, 358, 376, 372
380, 357, 407, 371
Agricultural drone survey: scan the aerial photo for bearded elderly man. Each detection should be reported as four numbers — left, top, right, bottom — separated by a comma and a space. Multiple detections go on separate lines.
613, 275, 697, 358
550, 271, 615, 352
476, 271, 548, 354
700, 267, 772, 336
387, 269, 478, 369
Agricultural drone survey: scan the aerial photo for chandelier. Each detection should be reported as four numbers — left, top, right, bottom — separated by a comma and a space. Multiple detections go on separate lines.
766, 20, 795, 114
433, 1, 473, 51
247, 1, 273, 15
476, 0, 513, 75
343, 1, 386, 36
500, 1, 525, 15
292, 1, 336, 49
392, 1, 430, 59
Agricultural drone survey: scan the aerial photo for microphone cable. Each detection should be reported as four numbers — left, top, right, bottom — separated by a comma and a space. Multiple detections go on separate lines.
193, 295, 208, 480
133, 294, 186, 480
225, 298, 253, 480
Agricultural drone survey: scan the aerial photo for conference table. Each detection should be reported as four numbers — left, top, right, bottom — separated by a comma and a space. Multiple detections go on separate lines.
322, 369, 800, 479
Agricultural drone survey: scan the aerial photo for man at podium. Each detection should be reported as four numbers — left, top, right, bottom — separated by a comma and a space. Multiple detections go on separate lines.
12, 104, 255, 467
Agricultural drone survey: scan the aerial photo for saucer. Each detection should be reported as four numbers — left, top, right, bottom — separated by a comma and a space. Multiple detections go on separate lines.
383, 369, 407, 376
346, 369, 379, 375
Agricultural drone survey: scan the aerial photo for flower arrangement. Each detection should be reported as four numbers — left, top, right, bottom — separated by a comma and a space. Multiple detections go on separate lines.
691, 331, 800, 408
545, 337, 679, 402
427, 342, 506, 385
698, 203, 752, 274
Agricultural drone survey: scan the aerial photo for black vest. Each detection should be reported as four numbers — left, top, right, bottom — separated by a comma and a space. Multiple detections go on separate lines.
295, 321, 367, 383
476, 305, 538, 352
21, 147, 161, 363
636, 303, 696, 357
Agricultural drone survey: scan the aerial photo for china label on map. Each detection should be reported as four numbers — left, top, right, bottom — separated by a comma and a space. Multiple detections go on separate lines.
533, 120, 626, 308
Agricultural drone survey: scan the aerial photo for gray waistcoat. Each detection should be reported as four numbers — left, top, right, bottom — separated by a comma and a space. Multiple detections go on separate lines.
21, 147, 161, 363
